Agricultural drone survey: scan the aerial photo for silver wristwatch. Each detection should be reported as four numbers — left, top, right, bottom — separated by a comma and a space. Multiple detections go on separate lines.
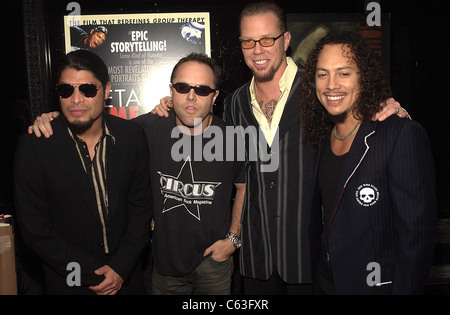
225, 231, 241, 248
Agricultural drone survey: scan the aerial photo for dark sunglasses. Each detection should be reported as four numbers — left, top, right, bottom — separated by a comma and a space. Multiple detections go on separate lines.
171, 82, 217, 97
56, 83, 103, 98
240, 32, 285, 49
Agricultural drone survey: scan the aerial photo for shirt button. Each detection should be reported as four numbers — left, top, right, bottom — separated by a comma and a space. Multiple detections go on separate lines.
269, 181, 277, 188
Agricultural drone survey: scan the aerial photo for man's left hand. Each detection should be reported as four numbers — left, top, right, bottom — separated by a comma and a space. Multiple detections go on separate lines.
373, 97, 410, 121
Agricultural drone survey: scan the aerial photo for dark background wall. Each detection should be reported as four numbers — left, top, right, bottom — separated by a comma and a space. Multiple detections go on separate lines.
1, 0, 449, 294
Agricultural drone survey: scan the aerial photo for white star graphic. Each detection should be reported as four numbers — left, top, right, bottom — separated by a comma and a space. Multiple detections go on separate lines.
157, 156, 221, 220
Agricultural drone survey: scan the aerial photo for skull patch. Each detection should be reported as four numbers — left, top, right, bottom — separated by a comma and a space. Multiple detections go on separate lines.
356, 184, 379, 206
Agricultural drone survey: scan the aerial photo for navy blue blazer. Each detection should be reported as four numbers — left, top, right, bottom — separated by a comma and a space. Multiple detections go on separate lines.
310, 115, 437, 294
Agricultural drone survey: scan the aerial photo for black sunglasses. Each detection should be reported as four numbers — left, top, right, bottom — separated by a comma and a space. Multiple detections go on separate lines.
171, 82, 217, 97
56, 83, 103, 98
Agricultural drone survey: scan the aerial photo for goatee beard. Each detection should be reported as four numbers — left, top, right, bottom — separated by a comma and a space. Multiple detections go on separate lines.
328, 110, 348, 124
67, 118, 94, 135
253, 68, 275, 83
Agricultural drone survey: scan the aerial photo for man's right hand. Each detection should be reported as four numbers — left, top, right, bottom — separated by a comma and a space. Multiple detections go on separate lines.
27, 111, 60, 138
150, 96, 173, 117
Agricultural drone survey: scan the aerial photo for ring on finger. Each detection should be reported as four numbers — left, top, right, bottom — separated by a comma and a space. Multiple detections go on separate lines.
395, 107, 400, 114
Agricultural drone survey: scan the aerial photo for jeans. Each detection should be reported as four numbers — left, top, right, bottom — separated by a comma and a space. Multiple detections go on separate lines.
152, 255, 234, 295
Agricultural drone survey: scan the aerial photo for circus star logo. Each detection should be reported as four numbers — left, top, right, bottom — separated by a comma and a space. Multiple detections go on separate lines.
157, 156, 221, 220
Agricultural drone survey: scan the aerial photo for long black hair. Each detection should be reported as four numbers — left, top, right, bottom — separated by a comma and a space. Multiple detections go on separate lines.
300, 31, 392, 149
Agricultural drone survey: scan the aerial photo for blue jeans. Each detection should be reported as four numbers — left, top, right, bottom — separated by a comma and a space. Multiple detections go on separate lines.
152, 256, 234, 295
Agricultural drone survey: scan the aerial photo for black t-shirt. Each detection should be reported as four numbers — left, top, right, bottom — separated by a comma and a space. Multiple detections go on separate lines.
319, 140, 347, 229
317, 139, 347, 293
134, 111, 245, 276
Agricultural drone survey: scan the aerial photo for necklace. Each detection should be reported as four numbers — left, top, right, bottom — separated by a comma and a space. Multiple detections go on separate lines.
334, 120, 361, 140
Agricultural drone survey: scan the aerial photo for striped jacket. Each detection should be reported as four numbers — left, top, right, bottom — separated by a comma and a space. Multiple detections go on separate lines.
223, 68, 317, 283
310, 116, 437, 294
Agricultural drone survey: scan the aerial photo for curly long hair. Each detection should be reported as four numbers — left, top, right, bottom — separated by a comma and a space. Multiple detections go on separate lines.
300, 31, 392, 149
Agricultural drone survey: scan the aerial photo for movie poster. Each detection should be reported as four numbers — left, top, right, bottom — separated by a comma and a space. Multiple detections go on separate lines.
64, 13, 211, 119
287, 13, 390, 74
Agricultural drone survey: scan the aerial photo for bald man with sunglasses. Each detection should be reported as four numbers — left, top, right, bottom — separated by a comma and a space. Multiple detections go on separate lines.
133, 53, 245, 295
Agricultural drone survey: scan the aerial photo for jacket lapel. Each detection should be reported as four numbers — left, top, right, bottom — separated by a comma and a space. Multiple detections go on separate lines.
51, 117, 101, 223
276, 70, 302, 141
105, 137, 119, 223
328, 122, 377, 226
237, 82, 260, 129
340, 122, 377, 187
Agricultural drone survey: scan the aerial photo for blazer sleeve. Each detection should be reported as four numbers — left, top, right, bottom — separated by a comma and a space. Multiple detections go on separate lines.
14, 135, 105, 285
388, 120, 437, 294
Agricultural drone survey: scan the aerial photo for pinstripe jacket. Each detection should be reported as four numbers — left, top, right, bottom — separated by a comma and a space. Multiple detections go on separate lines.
223, 68, 317, 283
310, 116, 437, 294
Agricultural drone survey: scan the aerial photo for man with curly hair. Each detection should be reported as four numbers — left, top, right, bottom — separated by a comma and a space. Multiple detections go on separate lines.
300, 31, 436, 294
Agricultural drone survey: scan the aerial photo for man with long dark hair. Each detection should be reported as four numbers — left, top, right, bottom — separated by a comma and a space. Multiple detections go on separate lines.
300, 31, 436, 294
